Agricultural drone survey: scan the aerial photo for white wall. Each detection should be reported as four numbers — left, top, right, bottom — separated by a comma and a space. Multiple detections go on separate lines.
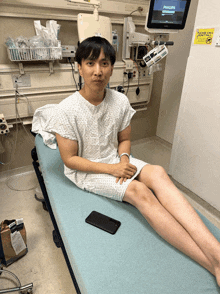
156, 0, 199, 144
169, 0, 220, 210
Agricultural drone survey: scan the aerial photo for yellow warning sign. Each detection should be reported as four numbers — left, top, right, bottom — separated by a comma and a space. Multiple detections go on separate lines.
194, 28, 215, 45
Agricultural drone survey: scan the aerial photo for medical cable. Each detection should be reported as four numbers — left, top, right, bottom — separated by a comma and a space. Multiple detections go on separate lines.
129, 6, 143, 15
4, 85, 37, 191
0, 88, 19, 166
68, 57, 79, 91
0, 268, 22, 289
14, 87, 34, 147
16, 91, 32, 115
122, 72, 129, 95
0, 268, 33, 293
136, 62, 140, 96
126, 73, 130, 96
132, 61, 140, 93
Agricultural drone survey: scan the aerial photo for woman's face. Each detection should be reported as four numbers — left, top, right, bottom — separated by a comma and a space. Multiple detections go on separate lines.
78, 48, 114, 94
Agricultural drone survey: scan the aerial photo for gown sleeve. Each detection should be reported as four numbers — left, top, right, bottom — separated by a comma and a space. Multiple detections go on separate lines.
44, 106, 78, 141
118, 95, 136, 132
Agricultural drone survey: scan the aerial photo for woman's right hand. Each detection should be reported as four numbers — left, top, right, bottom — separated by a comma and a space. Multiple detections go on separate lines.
111, 162, 137, 184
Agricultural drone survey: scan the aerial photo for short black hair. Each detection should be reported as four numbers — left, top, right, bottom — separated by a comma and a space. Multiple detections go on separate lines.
75, 36, 116, 66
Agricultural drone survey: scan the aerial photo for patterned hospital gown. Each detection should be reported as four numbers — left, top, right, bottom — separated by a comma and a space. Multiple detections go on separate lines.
45, 89, 148, 201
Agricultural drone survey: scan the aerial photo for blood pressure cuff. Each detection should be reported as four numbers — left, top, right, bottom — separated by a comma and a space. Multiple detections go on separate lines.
0, 219, 28, 266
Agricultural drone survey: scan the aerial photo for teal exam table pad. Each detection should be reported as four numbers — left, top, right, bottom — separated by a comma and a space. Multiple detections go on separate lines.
35, 134, 220, 294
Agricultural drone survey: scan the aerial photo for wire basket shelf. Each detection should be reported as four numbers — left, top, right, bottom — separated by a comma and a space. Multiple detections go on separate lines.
7, 47, 62, 61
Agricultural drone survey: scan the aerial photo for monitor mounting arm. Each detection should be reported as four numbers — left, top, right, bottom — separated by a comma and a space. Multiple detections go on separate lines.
122, 17, 151, 60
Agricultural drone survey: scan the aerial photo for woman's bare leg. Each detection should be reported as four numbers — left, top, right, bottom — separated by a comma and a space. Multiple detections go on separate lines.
123, 180, 215, 275
137, 165, 220, 285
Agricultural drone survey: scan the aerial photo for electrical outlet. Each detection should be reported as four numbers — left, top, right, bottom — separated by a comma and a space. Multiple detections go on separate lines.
12, 74, 31, 88
139, 69, 147, 79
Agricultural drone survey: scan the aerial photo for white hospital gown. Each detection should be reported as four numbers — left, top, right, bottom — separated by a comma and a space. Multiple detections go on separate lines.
45, 89, 148, 201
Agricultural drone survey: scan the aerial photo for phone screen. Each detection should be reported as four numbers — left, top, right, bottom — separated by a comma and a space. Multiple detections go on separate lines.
85, 211, 121, 235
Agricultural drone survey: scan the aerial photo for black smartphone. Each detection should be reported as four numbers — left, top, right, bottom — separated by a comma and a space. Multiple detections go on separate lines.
85, 211, 121, 235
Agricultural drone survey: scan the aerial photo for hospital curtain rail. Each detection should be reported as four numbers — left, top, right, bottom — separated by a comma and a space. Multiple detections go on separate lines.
31, 143, 82, 294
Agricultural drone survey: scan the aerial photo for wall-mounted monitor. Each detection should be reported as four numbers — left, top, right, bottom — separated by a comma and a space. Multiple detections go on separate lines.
145, 0, 191, 33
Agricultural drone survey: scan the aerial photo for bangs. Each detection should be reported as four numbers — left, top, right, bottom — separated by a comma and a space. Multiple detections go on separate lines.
86, 46, 103, 61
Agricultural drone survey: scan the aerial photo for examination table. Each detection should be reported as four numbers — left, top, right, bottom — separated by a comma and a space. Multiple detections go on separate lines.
32, 134, 220, 294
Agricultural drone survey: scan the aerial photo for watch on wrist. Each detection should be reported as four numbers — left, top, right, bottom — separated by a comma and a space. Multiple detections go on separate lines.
119, 153, 130, 159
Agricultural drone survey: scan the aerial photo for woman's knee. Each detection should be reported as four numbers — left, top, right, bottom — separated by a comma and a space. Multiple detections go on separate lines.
150, 165, 167, 178
123, 180, 156, 208
140, 165, 169, 189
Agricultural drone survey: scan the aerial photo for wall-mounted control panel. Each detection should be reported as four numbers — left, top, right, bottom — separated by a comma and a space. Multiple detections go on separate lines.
62, 45, 76, 58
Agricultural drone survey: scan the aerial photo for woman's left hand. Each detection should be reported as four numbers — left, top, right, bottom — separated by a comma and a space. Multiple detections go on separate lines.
116, 177, 128, 185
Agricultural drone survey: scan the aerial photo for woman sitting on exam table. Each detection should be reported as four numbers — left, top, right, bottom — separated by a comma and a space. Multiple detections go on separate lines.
46, 36, 220, 286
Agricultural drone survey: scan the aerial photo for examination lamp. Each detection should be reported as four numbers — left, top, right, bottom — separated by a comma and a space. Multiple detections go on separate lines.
65, 0, 112, 43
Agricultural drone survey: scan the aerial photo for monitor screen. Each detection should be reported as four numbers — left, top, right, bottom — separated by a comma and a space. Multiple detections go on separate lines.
147, 0, 191, 30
